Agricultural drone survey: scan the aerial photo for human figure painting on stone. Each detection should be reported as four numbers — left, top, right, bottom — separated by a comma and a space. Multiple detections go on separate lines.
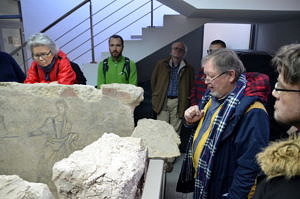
0, 101, 19, 139
0, 117, 19, 140
0, 115, 15, 138
28, 99, 81, 181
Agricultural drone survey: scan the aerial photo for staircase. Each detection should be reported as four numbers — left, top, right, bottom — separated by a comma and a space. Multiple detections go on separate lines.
83, 14, 209, 86
123, 15, 210, 62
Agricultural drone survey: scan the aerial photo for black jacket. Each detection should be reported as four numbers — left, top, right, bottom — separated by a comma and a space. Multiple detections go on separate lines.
253, 135, 300, 199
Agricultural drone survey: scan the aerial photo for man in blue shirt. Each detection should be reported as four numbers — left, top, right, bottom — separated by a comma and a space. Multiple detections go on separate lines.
151, 42, 194, 133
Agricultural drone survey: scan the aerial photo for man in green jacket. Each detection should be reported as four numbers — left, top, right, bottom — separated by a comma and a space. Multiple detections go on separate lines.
151, 41, 194, 133
97, 35, 137, 88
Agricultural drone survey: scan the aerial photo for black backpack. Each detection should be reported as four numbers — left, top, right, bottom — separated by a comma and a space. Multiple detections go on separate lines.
70, 61, 87, 85
103, 57, 130, 82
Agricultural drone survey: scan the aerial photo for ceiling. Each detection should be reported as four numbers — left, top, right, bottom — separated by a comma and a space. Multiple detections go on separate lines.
157, 0, 300, 23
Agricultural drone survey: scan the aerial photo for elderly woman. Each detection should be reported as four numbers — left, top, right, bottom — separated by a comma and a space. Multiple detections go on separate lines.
24, 33, 76, 84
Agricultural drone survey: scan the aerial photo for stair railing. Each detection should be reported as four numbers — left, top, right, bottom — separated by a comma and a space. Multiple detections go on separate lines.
10, 0, 92, 69
10, 0, 162, 68
73, 2, 163, 61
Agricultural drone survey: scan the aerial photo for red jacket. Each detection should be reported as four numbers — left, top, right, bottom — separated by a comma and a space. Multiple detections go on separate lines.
24, 51, 76, 85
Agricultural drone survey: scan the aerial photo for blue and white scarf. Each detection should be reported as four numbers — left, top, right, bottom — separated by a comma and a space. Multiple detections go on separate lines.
180, 73, 247, 199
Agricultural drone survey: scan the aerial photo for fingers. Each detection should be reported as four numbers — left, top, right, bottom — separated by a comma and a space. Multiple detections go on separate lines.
184, 105, 202, 124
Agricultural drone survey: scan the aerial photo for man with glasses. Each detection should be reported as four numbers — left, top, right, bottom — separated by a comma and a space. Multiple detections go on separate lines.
191, 40, 226, 106
24, 33, 76, 84
253, 44, 300, 199
177, 49, 270, 199
207, 40, 227, 55
151, 41, 194, 134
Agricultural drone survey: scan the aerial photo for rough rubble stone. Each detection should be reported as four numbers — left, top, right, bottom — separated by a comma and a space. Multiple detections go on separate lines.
131, 119, 181, 159
52, 133, 147, 199
101, 83, 144, 107
0, 175, 54, 199
0, 82, 143, 195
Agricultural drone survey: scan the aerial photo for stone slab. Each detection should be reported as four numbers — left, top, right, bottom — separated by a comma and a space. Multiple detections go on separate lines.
52, 133, 147, 199
0, 82, 143, 195
0, 175, 54, 199
131, 119, 181, 159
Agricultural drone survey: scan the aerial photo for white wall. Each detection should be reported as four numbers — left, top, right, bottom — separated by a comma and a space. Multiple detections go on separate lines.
203, 23, 251, 57
183, 0, 300, 10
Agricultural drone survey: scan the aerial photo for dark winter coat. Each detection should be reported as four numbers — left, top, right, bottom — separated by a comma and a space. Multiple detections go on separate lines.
0, 51, 25, 83
253, 135, 300, 199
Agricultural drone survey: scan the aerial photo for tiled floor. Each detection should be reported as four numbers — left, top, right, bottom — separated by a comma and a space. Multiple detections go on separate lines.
164, 154, 193, 199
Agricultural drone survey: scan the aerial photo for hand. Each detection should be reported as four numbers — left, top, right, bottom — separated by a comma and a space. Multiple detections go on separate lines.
184, 105, 204, 124
49, 81, 58, 84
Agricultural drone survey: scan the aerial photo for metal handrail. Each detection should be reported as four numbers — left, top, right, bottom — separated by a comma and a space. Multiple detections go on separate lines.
9, 0, 91, 56
41, 0, 91, 33
59, 0, 135, 50
54, 0, 118, 42
11, 0, 161, 66
66, 0, 140, 56
72, 3, 163, 61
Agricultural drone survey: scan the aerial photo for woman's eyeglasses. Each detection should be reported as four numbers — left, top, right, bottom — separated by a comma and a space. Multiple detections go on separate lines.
32, 50, 52, 60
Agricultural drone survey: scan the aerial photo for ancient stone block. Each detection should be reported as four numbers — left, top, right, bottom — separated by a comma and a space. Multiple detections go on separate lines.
0, 82, 143, 195
52, 133, 147, 199
0, 175, 54, 199
131, 119, 181, 159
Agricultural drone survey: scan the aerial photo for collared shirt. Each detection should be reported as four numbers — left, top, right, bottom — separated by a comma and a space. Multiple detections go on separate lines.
167, 59, 186, 97
167, 63, 179, 97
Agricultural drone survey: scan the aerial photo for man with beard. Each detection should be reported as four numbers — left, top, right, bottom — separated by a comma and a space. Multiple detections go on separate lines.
191, 40, 226, 105
177, 49, 269, 198
97, 35, 137, 88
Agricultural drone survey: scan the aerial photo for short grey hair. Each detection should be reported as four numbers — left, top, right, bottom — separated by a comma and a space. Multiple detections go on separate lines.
202, 48, 245, 79
28, 33, 58, 55
172, 41, 188, 57
272, 43, 300, 85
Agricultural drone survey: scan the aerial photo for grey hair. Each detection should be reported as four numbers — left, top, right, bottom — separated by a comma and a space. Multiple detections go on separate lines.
28, 33, 58, 55
172, 41, 188, 57
272, 43, 300, 85
202, 48, 245, 79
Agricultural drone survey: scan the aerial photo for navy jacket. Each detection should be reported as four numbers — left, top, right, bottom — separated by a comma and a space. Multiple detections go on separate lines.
208, 96, 269, 199
0, 51, 25, 83
177, 95, 270, 199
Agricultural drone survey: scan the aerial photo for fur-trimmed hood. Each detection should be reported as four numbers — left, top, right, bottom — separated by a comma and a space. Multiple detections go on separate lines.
256, 136, 300, 180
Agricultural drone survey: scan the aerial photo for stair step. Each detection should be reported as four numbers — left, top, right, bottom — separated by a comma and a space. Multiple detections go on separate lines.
131, 35, 142, 40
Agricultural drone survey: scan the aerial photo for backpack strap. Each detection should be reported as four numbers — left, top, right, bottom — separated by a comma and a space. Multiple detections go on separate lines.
103, 58, 109, 83
122, 57, 130, 82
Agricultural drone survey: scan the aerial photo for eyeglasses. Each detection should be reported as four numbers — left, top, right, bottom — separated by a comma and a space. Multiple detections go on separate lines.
274, 82, 300, 94
172, 47, 185, 52
207, 49, 213, 55
32, 50, 52, 60
201, 71, 228, 83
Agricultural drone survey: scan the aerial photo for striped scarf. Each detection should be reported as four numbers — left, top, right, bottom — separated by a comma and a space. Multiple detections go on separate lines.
180, 73, 247, 199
